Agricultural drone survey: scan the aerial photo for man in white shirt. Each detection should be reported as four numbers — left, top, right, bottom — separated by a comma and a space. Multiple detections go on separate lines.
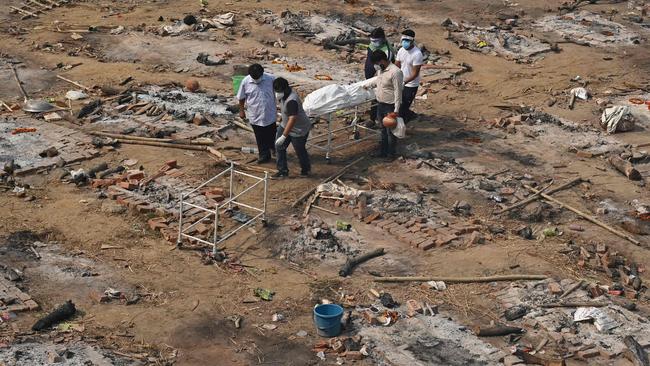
395, 29, 423, 122
237, 64, 276, 163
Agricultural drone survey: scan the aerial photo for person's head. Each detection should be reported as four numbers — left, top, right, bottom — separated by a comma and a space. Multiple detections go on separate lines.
273, 77, 291, 100
401, 29, 415, 50
370, 50, 389, 71
369, 27, 386, 48
248, 64, 264, 83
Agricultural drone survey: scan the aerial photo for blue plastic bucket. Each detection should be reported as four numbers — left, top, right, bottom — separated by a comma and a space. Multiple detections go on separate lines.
313, 304, 344, 337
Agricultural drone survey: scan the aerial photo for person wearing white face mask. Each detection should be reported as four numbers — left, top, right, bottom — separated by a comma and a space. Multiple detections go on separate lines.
364, 27, 394, 128
236, 63, 277, 163
272, 77, 312, 178
395, 29, 423, 122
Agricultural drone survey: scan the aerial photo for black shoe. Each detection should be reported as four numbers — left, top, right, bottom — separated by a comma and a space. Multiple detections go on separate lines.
273, 171, 288, 178
257, 156, 271, 164
372, 152, 388, 158
300, 170, 311, 176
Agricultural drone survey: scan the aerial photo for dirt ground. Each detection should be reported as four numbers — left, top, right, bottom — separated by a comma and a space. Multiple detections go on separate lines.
1, 0, 650, 365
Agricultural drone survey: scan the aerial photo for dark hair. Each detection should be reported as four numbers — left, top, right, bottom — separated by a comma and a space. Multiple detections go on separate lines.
402, 29, 415, 38
370, 50, 388, 63
370, 27, 386, 39
273, 77, 290, 93
248, 64, 264, 79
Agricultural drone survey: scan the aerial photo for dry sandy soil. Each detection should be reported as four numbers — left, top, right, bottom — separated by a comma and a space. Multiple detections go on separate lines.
1, 0, 650, 365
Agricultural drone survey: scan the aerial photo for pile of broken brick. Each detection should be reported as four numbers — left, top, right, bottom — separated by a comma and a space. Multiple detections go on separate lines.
90, 159, 233, 245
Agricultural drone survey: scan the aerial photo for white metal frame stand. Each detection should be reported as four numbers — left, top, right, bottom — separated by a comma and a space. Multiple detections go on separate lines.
177, 162, 268, 254
307, 102, 380, 162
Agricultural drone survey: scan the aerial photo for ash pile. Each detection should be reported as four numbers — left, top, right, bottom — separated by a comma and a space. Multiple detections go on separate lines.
278, 215, 361, 262
442, 18, 553, 62
256, 10, 365, 45
535, 11, 641, 47
495, 277, 650, 362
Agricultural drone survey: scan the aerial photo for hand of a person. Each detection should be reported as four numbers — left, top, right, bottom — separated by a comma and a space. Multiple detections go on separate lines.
239, 110, 246, 119
275, 135, 287, 148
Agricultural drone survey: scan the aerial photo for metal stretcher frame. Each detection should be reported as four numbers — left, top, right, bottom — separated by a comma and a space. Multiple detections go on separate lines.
307, 100, 380, 162
177, 162, 268, 254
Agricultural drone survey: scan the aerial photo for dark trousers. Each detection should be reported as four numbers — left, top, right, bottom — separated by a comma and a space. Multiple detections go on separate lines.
377, 102, 397, 157
369, 101, 377, 122
251, 124, 277, 160
276, 126, 311, 174
400, 86, 418, 121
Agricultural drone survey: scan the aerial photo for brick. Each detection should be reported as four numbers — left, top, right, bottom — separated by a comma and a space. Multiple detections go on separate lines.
403, 219, 416, 228
409, 224, 421, 233
372, 218, 385, 226
127, 171, 145, 181
91, 179, 114, 189
116, 196, 130, 206
576, 151, 593, 158
578, 349, 600, 359
406, 299, 422, 317
165, 168, 180, 176
160, 229, 177, 243
452, 225, 481, 235
599, 349, 621, 359
195, 223, 211, 235
165, 160, 178, 169
24, 299, 40, 310
548, 282, 563, 295
148, 218, 168, 231
383, 222, 398, 231
434, 232, 458, 247
118, 181, 135, 190
466, 231, 485, 245
364, 212, 381, 224
420, 239, 436, 250
409, 236, 427, 247
344, 351, 364, 360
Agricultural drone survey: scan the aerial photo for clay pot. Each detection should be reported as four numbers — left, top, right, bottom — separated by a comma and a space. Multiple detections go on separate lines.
185, 79, 200, 92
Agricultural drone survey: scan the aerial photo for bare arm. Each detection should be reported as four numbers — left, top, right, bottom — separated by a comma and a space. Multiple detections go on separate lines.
238, 99, 246, 119
403, 64, 422, 85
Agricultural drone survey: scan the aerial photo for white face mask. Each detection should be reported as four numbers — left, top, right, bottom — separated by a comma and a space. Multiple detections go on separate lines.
275, 92, 284, 101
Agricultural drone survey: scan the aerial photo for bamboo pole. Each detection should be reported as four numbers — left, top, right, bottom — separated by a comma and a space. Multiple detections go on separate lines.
524, 184, 641, 246
115, 139, 207, 151
312, 205, 338, 215
91, 131, 213, 145
10, 6, 38, 18
56, 75, 90, 91
374, 274, 547, 283
495, 177, 583, 215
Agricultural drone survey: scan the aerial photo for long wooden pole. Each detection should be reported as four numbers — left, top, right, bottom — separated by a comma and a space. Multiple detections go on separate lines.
374, 274, 547, 283
232, 117, 254, 132
291, 156, 365, 208
524, 184, 641, 246
495, 177, 583, 215
115, 139, 207, 151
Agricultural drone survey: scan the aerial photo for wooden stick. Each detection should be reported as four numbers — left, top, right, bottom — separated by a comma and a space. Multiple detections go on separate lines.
524, 184, 641, 246
10, 65, 29, 101
624, 335, 649, 366
20, 3, 43, 13
474, 325, 524, 337
10, 6, 38, 17
232, 117, 254, 132
91, 131, 214, 146
339, 248, 385, 277
495, 179, 564, 215
115, 139, 207, 151
609, 156, 642, 180
33, 0, 55, 7
40, 0, 60, 6
56, 75, 90, 91
292, 156, 365, 208
28, 0, 49, 9
0, 100, 13, 111
303, 192, 319, 217
540, 302, 607, 308
559, 280, 584, 299
374, 274, 547, 283
312, 205, 338, 215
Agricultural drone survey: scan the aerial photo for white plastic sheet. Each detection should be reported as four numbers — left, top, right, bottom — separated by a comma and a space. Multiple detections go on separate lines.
601, 105, 635, 134
394, 117, 406, 138
302, 78, 376, 117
